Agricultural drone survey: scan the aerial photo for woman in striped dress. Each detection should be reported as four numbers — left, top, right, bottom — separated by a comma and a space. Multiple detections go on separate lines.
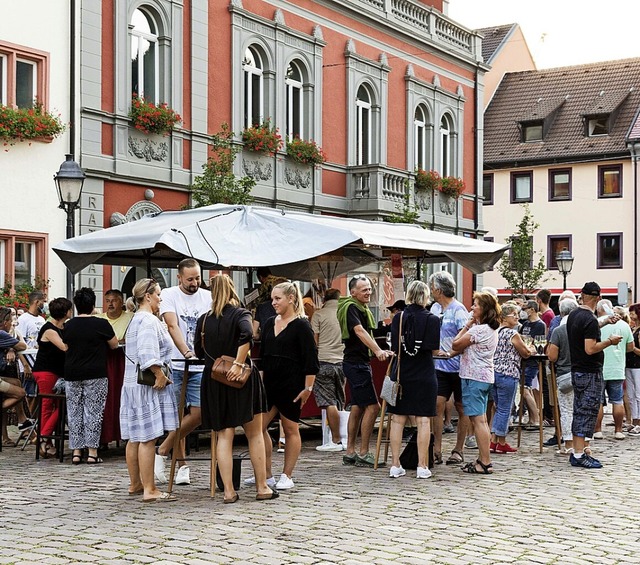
120, 279, 178, 502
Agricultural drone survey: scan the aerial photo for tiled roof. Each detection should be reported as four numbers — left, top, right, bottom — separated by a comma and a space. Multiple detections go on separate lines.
628, 109, 640, 140
484, 58, 640, 166
477, 24, 516, 64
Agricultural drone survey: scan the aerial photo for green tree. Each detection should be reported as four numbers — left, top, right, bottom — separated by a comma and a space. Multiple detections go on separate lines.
498, 204, 549, 295
190, 123, 255, 207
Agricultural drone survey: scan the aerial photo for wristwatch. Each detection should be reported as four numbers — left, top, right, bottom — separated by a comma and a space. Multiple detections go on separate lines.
305, 385, 313, 392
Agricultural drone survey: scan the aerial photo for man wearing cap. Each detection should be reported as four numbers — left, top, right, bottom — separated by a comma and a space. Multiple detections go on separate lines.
566, 282, 622, 468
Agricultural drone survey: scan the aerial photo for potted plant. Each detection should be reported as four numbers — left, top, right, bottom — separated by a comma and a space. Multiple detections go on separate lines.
129, 94, 181, 136
241, 120, 283, 156
414, 168, 441, 192
286, 137, 326, 166
0, 102, 65, 146
439, 176, 465, 199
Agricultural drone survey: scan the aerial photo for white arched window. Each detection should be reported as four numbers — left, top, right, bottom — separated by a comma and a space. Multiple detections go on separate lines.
285, 60, 304, 140
414, 104, 429, 170
243, 46, 264, 128
356, 84, 372, 165
440, 114, 454, 176
130, 8, 159, 101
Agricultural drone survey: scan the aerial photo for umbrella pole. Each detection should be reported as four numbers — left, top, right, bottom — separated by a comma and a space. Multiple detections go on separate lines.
144, 250, 152, 278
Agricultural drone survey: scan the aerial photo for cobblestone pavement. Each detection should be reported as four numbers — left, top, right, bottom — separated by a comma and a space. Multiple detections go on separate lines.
1, 419, 638, 564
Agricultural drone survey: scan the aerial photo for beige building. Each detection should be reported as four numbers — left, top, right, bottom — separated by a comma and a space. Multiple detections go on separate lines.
481, 58, 640, 302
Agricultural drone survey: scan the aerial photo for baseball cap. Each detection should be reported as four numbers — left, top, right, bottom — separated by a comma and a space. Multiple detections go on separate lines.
581, 282, 601, 297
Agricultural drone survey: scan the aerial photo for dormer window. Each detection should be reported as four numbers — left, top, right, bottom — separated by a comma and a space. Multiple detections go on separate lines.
522, 121, 543, 142
587, 114, 609, 136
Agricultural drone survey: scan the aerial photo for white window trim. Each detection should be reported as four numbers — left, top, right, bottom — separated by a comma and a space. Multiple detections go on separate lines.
131, 10, 160, 102
243, 48, 264, 129
414, 107, 427, 170
440, 116, 452, 176
285, 63, 304, 141
356, 90, 372, 166
0, 54, 7, 105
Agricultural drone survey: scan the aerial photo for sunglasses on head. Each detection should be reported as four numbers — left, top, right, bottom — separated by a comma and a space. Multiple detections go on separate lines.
144, 279, 157, 295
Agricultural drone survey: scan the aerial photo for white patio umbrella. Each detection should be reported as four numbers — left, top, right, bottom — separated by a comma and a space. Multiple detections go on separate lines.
53, 204, 509, 277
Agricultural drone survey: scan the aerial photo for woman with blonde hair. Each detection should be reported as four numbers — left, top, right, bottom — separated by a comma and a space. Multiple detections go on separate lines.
387, 280, 440, 480
259, 281, 319, 490
194, 274, 275, 502
120, 279, 178, 502
452, 291, 500, 474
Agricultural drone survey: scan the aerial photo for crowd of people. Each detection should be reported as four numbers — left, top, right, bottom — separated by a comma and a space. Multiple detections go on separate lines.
2, 262, 638, 502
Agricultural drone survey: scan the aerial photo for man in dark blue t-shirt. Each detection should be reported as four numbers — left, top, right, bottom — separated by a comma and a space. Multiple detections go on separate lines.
566, 281, 621, 469
337, 275, 393, 468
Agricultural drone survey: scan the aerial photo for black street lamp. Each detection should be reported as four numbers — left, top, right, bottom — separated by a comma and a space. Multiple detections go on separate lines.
54, 154, 86, 299
556, 248, 574, 291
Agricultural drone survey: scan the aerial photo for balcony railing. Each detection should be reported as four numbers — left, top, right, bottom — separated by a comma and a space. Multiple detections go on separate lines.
332, 0, 481, 61
349, 164, 411, 202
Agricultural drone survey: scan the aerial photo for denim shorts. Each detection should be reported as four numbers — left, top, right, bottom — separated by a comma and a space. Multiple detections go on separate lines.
343, 361, 378, 408
461, 378, 492, 417
172, 370, 202, 408
602, 379, 624, 405
523, 365, 539, 388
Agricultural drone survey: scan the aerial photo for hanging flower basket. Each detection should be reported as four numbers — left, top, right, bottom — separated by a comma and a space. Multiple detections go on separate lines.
414, 168, 441, 192
241, 120, 283, 156
439, 176, 465, 199
129, 94, 181, 136
0, 102, 65, 146
286, 137, 326, 166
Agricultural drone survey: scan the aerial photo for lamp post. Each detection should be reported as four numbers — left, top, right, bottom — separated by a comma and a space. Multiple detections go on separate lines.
556, 247, 574, 291
54, 154, 86, 299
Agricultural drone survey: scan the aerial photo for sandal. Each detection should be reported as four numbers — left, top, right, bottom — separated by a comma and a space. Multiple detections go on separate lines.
2, 438, 15, 447
434, 452, 443, 465
72, 454, 84, 465
461, 459, 493, 474
446, 449, 464, 465
86, 455, 103, 464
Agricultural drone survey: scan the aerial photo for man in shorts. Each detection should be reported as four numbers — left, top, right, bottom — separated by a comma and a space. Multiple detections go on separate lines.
593, 299, 633, 439
429, 271, 469, 465
311, 288, 346, 452
338, 275, 393, 467
155, 258, 211, 485
566, 282, 622, 469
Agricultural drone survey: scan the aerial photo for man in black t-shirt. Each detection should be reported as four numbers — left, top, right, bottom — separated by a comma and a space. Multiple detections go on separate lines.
337, 275, 393, 468
566, 281, 621, 469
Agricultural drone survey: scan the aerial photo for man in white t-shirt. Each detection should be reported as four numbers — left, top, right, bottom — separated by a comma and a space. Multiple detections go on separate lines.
155, 258, 211, 485
17, 290, 47, 405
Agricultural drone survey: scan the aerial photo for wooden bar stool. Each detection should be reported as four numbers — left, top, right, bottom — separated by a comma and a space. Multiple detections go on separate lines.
373, 399, 392, 470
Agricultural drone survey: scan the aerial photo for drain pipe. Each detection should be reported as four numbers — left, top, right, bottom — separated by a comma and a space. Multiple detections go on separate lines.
69, 0, 77, 157
630, 142, 639, 302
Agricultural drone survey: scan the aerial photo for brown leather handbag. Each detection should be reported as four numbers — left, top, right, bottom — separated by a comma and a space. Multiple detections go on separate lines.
210, 355, 251, 389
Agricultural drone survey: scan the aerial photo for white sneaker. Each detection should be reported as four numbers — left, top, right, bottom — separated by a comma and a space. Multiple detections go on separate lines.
154, 454, 167, 484
614, 431, 626, 440
275, 473, 295, 490
316, 441, 344, 452
416, 466, 432, 479
465, 435, 478, 449
628, 425, 640, 436
277, 438, 285, 453
175, 465, 191, 485
592, 431, 604, 439
389, 465, 406, 478
244, 475, 277, 488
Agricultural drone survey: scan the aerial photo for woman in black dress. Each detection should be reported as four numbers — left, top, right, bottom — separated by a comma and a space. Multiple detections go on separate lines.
195, 274, 275, 503
388, 280, 440, 480
260, 281, 319, 491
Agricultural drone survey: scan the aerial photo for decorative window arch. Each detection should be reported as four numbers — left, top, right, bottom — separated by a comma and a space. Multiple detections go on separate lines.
130, 7, 159, 102
414, 103, 430, 170
356, 83, 374, 165
440, 113, 455, 176
243, 45, 266, 128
